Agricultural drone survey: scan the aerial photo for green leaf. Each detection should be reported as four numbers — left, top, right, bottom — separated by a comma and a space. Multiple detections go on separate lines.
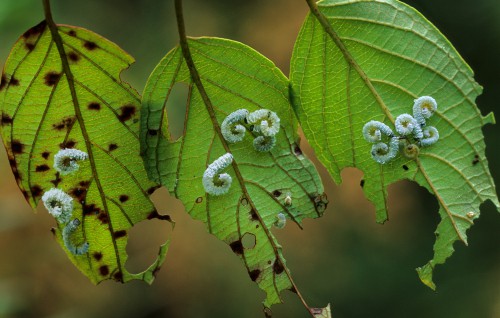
141, 37, 326, 308
0, 21, 171, 284
290, 0, 499, 289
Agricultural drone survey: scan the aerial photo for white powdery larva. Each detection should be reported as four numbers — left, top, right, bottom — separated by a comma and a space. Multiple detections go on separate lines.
62, 219, 90, 256
395, 113, 423, 139
202, 153, 234, 196
41, 188, 74, 224
362, 120, 394, 143
221, 109, 249, 143
274, 212, 286, 229
370, 137, 399, 164
247, 109, 280, 137
253, 135, 276, 152
413, 96, 437, 126
420, 126, 439, 146
53, 148, 88, 175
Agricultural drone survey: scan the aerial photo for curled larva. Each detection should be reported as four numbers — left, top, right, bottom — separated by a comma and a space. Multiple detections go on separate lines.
221, 109, 249, 143
41, 188, 74, 224
253, 135, 276, 152
202, 153, 233, 196
247, 109, 280, 137
274, 212, 286, 229
420, 126, 439, 146
362, 120, 394, 143
395, 113, 422, 139
413, 96, 437, 126
53, 148, 88, 175
62, 219, 90, 256
371, 137, 399, 164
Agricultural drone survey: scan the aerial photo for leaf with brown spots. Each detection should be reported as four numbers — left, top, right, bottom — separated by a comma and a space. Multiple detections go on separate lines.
0, 19, 172, 285
141, 38, 325, 309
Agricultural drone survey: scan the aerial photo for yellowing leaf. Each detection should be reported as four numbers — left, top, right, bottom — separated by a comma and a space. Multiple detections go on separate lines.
290, 0, 499, 289
0, 20, 171, 284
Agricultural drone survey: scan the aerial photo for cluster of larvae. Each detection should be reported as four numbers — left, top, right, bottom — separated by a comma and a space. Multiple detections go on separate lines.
202, 109, 281, 196
41, 148, 89, 255
362, 96, 439, 164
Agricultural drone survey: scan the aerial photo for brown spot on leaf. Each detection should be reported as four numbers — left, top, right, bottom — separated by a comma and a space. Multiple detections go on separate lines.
68, 51, 80, 62
31, 185, 43, 198
11, 140, 24, 154
41, 151, 50, 160
68, 30, 77, 37
472, 154, 480, 166
249, 269, 261, 282
84, 41, 98, 50
25, 43, 35, 51
0, 74, 7, 91
99, 265, 109, 276
148, 129, 158, 136
83, 203, 100, 216
21, 189, 29, 200
1, 112, 12, 125
52, 117, 75, 131
402, 165, 409, 171
249, 209, 259, 221
195, 197, 203, 203
93, 252, 103, 261
9, 76, 19, 86
22, 21, 46, 39
88, 102, 101, 110
50, 173, 62, 187
97, 211, 109, 224
273, 259, 284, 275
147, 186, 160, 195
119, 195, 129, 203
147, 210, 172, 222
108, 144, 118, 151
79, 180, 91, 188
312, 193, 329, 215
229, 240, 244, 255
113, 230, 127, 239
118, 105, 136, 122
113, 271, 123, 282
44, 71, 61, 86
360, 179, 365, 188
35, 164, 50, 172
272, 190, 282, 197
59, 139, 76, 149
69, 187, 87, 201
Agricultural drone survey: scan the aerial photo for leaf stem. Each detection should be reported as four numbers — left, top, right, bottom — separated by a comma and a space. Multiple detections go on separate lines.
42, 0, 124, 275
173, 1, 317, 316
304, 0, 394, 123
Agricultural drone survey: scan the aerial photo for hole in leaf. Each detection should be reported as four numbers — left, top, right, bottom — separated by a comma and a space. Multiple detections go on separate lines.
125, 217, 172, 273
241, 232, 256, 249
165, 82, 189, 140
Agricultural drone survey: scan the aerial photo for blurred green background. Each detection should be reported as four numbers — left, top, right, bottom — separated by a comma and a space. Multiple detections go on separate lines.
0, 0, 499, 317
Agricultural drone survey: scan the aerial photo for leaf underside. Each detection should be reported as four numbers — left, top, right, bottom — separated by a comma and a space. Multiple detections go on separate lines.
0, 21, 171, 284
140, 37, 326, 308
289, 0, 499, 289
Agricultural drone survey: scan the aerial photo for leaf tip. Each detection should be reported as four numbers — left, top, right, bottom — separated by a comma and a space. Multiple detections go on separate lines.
416, 264, 437, 291
311, 303, 332, 318
482, 112, 496, 125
